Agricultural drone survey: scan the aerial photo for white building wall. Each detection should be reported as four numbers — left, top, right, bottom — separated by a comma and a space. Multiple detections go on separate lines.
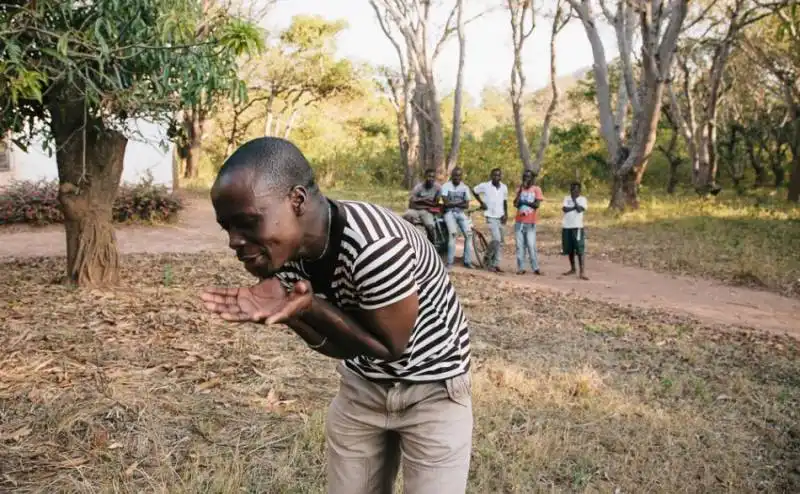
0, 119, 175, 190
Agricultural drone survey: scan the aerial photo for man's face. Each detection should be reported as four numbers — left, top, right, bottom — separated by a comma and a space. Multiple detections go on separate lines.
211, 169, 303, 277
491, 169, 502, 184
424, 171, 436, 187
522, 171, 533, 187
451, 169, 463, 185
570, 185, 581, 199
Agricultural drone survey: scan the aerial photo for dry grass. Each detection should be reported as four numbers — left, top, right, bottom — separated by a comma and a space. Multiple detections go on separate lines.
335, 187, 800, 297
1, 253, 799, 493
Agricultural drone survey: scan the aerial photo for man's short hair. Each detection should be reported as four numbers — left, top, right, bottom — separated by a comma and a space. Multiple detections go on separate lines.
491, 167, 501, 174
217, 137, 318, 194
424, 168, 436, 176
570, 181, 582, 189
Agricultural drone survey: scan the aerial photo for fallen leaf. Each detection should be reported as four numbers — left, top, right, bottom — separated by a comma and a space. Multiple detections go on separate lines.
125, 460, 140, 477
195, 377, 221, 392
0, 426, 32, 442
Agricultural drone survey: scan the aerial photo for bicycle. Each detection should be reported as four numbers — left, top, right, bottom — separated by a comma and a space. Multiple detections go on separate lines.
463, 207, 491, 270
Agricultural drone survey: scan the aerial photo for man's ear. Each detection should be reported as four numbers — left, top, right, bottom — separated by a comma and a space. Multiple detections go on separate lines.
289, 186, 308, 215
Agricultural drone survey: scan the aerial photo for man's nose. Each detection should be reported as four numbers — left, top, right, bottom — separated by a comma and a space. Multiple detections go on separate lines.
228, 231, 246, 250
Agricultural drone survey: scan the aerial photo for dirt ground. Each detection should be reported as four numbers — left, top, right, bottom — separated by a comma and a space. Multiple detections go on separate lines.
1, 197, 798, 338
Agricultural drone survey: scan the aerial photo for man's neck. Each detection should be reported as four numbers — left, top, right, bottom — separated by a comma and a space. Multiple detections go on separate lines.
300, 196, 331, 262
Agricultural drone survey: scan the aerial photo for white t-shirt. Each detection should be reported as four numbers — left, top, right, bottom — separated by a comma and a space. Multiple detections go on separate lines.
473, 181, 509, 219
441, 181, 473, 210
562, 195, 588, 229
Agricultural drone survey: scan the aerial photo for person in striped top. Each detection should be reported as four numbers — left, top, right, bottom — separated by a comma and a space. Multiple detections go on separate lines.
201, 137, 472, 494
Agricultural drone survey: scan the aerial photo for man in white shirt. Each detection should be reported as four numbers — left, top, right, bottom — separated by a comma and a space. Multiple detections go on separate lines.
472, 168, 508, 272
441, 167, 474, 269
561, 182, 589, 280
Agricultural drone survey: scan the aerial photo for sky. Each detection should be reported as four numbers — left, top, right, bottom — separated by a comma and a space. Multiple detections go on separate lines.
264, 0, 619, 102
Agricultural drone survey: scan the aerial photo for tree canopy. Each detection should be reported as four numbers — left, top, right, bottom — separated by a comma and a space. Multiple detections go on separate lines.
0, 0, 262, 148
0, 0, 262, 286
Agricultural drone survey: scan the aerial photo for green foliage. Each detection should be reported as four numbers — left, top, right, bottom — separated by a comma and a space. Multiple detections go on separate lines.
0, 177, 183, 225
0, 0, 262, 147
210, 14, 363, 160
456, 123, 607, 192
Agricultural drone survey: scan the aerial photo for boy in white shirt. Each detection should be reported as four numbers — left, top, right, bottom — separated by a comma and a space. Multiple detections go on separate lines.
561, 182, 589, 280
472, 168, 508, 272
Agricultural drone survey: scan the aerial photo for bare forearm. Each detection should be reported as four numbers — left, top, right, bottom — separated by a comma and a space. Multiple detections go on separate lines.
294, 297, 395, 360
285, 317, 358, 359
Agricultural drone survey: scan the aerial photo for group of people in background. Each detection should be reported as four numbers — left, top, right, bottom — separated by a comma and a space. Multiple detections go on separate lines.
403, 167, 589, 280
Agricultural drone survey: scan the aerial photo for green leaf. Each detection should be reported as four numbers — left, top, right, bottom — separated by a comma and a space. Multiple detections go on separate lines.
57, 33, 69, 57
777, 24, 786, 42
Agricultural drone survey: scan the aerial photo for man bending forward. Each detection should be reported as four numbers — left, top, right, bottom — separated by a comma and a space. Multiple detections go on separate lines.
201, 137, 473, 494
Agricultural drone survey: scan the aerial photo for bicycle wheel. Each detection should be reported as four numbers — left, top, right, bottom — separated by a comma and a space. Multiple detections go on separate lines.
471, 229, 489, 269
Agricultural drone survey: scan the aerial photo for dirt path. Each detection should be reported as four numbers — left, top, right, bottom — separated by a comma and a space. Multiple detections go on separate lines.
1, 199, 798, 338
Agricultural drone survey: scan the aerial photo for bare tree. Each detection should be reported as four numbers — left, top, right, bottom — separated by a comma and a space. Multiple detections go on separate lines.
447, 0, 466, 171
369, 0, 473, 178
379, 66, 420, 188
666, 0, 779, 195
508, 0, 536, 171
507, 0, 570, 174
567, 0, 689, 210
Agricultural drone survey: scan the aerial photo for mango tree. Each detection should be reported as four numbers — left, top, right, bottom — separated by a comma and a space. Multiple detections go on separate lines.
0, 0, 261, 286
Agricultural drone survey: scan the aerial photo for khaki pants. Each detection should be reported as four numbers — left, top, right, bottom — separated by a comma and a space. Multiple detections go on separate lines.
326, 363, 473, 494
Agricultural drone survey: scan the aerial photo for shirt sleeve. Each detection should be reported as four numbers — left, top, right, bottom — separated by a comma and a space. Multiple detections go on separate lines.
502, 184, 509, 200
353, 237, 418, 311
578, 196, 588, 209
464, 185, 473, 201
563, 196, 571, 207
535, 187, 544, 200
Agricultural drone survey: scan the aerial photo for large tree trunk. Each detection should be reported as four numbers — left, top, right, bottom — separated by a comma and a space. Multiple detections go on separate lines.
445, 0, 465, 173
50, 102, 127, 287
182, 107, 204, 179
423, 72, 447, 177
609, 167, 639, 210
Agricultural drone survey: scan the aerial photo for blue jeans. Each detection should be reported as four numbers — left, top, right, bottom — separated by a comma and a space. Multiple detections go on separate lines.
486, 217, 504, 268
444, 210, 473, 266
515, 222, 539, 272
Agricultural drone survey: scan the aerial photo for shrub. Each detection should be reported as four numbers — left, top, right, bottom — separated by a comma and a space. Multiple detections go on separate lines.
0, 176, 183, 226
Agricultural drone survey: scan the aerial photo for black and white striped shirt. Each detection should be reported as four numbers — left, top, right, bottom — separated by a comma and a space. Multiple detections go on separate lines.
276, 200, 470, 383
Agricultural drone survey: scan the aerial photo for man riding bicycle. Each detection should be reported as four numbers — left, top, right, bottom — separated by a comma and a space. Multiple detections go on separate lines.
402, 168, 441, 240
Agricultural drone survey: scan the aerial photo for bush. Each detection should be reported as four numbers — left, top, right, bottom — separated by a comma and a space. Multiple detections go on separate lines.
0, 176, 183, 226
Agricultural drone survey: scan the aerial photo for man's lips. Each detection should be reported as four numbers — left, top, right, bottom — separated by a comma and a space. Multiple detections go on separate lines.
237, 252, 263, 263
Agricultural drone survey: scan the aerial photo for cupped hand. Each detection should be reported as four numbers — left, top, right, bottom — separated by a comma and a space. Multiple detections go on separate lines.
201, 278, 313, 325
